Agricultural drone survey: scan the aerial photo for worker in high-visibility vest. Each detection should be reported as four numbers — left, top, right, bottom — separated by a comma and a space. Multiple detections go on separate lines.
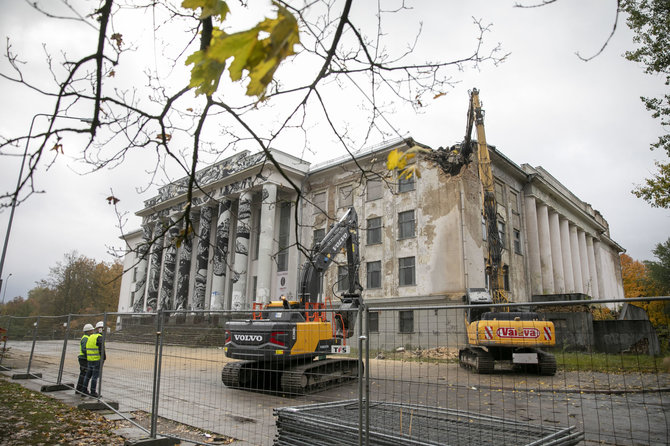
82, 321, 106, 398
76, 324, 95, 396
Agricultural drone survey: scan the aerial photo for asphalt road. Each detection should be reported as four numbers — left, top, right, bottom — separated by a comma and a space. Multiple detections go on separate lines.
2, 340, 669, 445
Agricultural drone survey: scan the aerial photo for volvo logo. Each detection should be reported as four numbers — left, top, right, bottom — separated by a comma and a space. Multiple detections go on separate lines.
234, 334, 263, 342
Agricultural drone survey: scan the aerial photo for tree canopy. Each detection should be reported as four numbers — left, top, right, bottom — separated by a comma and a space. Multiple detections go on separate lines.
621, 0, 670, 208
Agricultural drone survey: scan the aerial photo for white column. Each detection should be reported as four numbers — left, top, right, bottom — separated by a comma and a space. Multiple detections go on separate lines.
559, 217, 575, 293
537, 203, 554, 294
569, 225, 584, 293
256, 183, 277, 304
548, 210, 565, 293
594, 240, 606, 299
524, 195, 543, 295
231, 191, 252, 310
193, 205, 213, 310
578, 230, 591, 295
586, 235, 600, 299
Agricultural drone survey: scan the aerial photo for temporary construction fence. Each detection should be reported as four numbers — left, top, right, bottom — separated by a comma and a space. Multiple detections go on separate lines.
0, 296, 668, 445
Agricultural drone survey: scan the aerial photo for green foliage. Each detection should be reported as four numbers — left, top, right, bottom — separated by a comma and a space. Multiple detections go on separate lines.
621, 0, 670, 208
644, 237, 670, 295
557, 352, 665, 373
183, 0, 300, 98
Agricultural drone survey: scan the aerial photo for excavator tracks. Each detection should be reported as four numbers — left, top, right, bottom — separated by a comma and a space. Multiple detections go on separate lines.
222, 357, 361, 395
459, 347, 495, 374
281, 358, 361, 395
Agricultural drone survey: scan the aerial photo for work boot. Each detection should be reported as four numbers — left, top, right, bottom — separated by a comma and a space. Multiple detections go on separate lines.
89, 391, 99, 398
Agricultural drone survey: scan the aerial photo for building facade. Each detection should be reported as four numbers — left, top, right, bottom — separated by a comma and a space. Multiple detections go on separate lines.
117, 138, 624, 325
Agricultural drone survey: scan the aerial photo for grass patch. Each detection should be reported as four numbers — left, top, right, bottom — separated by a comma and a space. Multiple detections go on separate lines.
0, 376, 124, 445
555, 352, 666, 373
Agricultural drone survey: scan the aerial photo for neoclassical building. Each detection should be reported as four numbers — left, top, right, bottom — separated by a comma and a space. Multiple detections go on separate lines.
117, 137, 624, 321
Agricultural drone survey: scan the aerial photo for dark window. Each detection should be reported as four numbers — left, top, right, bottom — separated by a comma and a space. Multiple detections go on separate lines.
399, 256, 416, 286
252, 276, 258, 299
366, 261, 382, 289
503, 266, 510, 291
133, 267, 138, 282
367, 217, 382, 245
339, 184, 353, 208
513, 229, 522, 254
251, 207, 261, 260
367, 179, 382, 201
130, 291, 135, 307
498, 220, 506, 247
368, 311, 379, 333
495, 181, 504, 207
399, 310, 414, 333
277, 202, 291, 271
482, 216, 487, 241
313, 228, 325, 247
398, 175, 415, 193
398, 210, 415, 239
338, 265, 349, 292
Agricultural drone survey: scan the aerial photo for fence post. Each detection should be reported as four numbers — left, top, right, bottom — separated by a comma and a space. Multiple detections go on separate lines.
12, 316, 42, 379
357, 304, 366, 446
150, 309, 166, 439
41, 314, 74, 392
364, 306, 370, 446
97, 312, 108, 398
0, 316, 12, 370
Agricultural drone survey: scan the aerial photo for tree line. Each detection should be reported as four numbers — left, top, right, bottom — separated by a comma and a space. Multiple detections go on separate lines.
0, 252, 121, 318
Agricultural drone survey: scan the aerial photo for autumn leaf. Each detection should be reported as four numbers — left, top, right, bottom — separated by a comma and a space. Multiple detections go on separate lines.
106, 195, 120, 205
110, 33, 123, 49
184, 2, 299, 98
51, 143, 64, 154
155, 133, 172, 142
433, 92, 446, 99
182, 0, 230, 21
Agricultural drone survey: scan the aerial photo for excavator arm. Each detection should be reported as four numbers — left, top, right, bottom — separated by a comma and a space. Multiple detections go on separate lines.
298, 207, 363, 337
466, 89, 506, 305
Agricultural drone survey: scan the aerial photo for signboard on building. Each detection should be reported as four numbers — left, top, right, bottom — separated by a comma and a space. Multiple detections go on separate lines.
276, 271, 289, 298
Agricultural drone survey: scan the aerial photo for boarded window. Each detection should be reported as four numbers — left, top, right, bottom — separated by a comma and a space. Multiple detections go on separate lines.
366, 261, 381, 289
313, 228, 325, 247
398, 210, 415, 239
510, 190, 519, 213
399, 310, 414, 333
338, 265, 349, 291
368, 311, 379, 333
367, 217, 382, 245
497, 220, 506, 247
339, 184, 354, 208
367, 179, 382, 201
399, 256, 416, 286
398, 175, 415, 193
313, 191, 326, 214
495, 181, 505, 207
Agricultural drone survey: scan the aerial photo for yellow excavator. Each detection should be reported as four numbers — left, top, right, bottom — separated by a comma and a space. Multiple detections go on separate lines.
457, 89, 557, 375
222, 207, 364, 393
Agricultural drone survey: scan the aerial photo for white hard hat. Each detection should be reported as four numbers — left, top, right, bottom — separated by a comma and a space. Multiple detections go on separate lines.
83, 324, 94, 332
95, 321, 104, 329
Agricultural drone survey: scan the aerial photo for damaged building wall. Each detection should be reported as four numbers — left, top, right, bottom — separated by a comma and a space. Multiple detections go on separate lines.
117, 137, 625, 346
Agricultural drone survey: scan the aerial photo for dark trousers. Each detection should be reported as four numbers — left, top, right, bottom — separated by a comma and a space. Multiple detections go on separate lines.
76, 357, 88, 392
83, 360, 101, 395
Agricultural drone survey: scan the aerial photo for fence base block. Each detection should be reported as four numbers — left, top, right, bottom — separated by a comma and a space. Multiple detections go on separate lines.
77, 400, 119, 411
12, 372, 42, 380
41, 383, 74, 392
124, 437, 180, 446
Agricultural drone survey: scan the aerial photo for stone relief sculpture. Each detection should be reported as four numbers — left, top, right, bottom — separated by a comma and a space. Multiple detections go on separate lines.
145, 226, 164, 312
132, 224, 152, 312
211, 200, 232, 310
193, 206, 212, 310
174, 217, 193, 311
231, 194, 252, 310
159, 220, 180, 311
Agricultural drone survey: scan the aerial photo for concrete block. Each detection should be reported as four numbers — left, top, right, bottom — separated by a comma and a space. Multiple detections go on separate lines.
124, 436, 180, 446
12, 372, 42, 379
41, 383, 74, 392
77, 400, 120, 411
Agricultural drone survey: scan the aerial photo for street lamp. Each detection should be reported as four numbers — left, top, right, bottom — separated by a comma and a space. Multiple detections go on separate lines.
0, 113, 91, 295
1, 273, 11, 305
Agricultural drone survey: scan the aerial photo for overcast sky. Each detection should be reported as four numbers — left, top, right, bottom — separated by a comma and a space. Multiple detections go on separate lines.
1, 0, 668, 303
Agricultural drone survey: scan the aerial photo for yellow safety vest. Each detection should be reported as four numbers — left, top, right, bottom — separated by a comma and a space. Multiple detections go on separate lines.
85, 333, 101, 361
79, 334, 89, 358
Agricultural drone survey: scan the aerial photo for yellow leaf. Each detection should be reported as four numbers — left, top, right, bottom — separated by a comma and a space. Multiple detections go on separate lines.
182, 0, 230, 21
386, 149, 400, 170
